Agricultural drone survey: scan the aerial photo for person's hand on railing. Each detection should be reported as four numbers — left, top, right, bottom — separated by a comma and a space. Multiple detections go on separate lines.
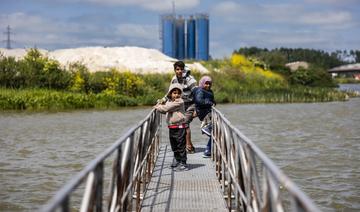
156, 97, 168, 105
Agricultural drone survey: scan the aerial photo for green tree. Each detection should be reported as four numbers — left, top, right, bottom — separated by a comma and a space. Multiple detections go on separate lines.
21, 48, 46, 87
289, 65, 335, 87
289, 68, 312, 86
88, 71, 111, 93
68, 63, 90, 93
259, 51, 287, 70
354, 50, 360, 63
0, 55, 18, 88
42, 59, 72, 89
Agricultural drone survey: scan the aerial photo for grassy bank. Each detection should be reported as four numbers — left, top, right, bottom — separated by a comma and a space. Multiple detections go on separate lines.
0, 88, 163, 111
216, 87, 348, 104
0, 86, 348, 111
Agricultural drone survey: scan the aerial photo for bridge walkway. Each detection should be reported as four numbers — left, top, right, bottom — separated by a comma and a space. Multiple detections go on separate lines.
141, 145, 227, 211
41, 108, 320, 212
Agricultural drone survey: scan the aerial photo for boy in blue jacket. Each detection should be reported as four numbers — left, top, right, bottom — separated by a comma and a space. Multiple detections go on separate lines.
193, 76, 215, 158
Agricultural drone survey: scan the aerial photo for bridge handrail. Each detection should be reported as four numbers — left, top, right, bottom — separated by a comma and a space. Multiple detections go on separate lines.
40, 109, 161, 212
211, 107, 321, 212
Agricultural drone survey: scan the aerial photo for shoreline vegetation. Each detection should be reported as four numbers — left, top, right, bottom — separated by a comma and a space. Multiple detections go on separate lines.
0, 48, 357, 111
0, 87, 349, 111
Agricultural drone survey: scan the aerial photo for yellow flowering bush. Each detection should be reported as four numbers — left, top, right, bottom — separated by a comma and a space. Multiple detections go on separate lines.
231, 54, 252, 67
103, 76, 118, 95
70, 72, 86, 92
229, 53, 286, 88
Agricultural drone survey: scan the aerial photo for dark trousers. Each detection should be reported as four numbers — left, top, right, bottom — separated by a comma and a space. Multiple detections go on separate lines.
206, 138, 211, 151
169, 128, 187, 163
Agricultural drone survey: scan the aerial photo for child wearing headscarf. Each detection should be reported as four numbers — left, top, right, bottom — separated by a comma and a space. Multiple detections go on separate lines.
193, 76, 215, 158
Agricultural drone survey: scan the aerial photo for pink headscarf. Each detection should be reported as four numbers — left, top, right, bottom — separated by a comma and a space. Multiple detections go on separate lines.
199, 76, 212, 88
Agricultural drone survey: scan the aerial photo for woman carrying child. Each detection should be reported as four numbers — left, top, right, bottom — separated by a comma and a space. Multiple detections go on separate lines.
193, 76, 215, 158
154, 83, 188, 171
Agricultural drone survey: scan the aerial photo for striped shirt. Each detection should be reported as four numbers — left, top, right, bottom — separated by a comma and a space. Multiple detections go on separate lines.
170, 74, 197, 104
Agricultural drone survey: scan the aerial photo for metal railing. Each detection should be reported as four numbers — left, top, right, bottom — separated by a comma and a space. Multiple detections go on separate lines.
40, 109, 161, 212
211, 107, 321, 212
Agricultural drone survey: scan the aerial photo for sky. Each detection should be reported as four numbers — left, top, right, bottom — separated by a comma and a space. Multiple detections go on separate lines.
1, 0, 360, 59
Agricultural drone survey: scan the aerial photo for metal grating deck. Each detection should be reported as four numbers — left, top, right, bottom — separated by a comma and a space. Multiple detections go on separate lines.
141, 145, 228, 212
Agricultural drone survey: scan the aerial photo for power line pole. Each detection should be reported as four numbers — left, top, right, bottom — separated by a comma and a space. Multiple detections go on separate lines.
4, 25, 13, 49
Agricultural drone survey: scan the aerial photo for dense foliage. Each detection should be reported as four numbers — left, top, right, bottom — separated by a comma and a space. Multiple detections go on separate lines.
200, 54, 346, 103
234, 47, 360, 69
232, 47, 343, 87
0, 49, 72, 89
0, 48, 350, 111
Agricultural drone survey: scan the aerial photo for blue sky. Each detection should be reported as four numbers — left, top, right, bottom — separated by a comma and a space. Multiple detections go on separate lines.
1, 0, 359, 58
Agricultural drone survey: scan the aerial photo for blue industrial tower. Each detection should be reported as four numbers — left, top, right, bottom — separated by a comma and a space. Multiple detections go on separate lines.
175, 17, 185, 60
186, 16, 196, 59
160, 15, 176, 58
195, 14, 209, 61
160, 13, 209, 60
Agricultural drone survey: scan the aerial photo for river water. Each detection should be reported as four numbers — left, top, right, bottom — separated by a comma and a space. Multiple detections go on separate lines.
217, 98, 360, 212
1, 91, 359, 211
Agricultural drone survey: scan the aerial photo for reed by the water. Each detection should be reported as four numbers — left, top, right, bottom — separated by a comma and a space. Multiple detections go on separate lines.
216, 87, 348, 104
0, 88, 141, 111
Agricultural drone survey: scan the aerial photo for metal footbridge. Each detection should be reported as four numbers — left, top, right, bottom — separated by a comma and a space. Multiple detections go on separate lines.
40, 108, 320, 212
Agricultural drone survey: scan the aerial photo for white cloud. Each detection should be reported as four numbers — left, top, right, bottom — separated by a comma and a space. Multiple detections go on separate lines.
212, 2, 303, 24
1, 13, 116, 48
299, 11, 352, 25
212, 1, 242, 15
115, 23, 158, 40
210, 40, 234, 58
114, 23, 160, 48
269, 35, 327, 45
260, 4, 303, 23
0, 13, 69, 47
212, 2, 253, 23
79, 0, 200, 11
1, 12, 59, 32
0, 11, 162, 50
212, 1, 355, 28
304, 0, 359, 5
0, 12, 94, 35
231, 29, 338, 51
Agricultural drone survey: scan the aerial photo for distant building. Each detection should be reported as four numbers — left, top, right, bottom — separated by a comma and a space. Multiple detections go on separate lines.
328, 63, 360, 80
160, 13, 209, 61
285, 61, 309, 71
